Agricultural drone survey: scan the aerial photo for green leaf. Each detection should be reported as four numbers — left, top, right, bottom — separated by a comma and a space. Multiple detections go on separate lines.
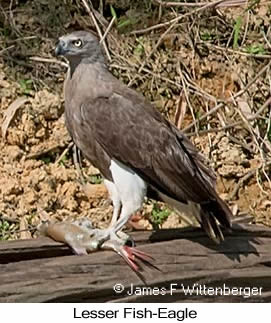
19, 79, 33, 95
151, 204, 170, 228
134, 40, 144, 56
233, 16, 242, 49
201, 32, 212, 41
117, 18, 132, 29
245, 44, 265, 55
41, 156, 52, 164
89, 174, 102, 184
110, 5, 117, 20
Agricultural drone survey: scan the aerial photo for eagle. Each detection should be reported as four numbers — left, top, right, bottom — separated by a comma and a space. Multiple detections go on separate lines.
55, 30, 232, 246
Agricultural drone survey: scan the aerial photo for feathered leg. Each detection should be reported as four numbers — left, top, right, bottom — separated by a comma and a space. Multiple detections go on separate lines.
92, 160, 147, 246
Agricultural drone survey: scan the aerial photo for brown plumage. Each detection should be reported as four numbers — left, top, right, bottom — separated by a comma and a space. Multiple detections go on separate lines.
55, 31, 232, 244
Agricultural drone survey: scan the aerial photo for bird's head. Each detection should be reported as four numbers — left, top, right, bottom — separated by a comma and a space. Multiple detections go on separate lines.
55, 31, 104, 64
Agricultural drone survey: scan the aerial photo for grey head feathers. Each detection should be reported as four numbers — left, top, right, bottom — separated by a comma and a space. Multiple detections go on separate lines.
55, 30, 105, 75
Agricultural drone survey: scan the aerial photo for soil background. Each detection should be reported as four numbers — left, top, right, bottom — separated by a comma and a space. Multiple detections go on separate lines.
0, 0, 271, 240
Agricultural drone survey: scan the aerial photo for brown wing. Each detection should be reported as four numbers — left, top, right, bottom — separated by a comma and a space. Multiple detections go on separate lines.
79, 85, 217, 205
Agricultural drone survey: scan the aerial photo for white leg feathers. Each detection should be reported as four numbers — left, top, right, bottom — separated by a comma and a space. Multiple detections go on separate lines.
109, 159, 147, 233
104, 179, 121, 227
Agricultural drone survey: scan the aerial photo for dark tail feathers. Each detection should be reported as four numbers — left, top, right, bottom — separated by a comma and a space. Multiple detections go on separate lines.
199, 196, 232, 244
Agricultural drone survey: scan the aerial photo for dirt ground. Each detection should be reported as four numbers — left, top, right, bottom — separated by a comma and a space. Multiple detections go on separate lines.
0, 0, 271, 240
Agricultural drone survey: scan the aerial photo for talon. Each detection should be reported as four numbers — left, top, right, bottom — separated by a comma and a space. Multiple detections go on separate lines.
127, 247, 154, 261
123, 246, 160, 273
121, 246, 158, 271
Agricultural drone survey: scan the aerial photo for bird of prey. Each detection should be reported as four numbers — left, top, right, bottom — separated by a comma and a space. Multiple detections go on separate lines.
55, 31, 232, 247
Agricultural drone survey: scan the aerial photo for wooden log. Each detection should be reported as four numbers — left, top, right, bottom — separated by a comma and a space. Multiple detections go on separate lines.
0, 224, 270, 302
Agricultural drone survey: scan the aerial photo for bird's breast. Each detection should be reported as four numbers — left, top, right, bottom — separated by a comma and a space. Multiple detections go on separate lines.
64, 101, 112, 180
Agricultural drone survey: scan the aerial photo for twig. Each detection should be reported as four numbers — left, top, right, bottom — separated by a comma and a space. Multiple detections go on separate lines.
3, 226, 37, 237
1, 54, 33, 68
0, 35, 37, 44
26, 144, 65, 160
0, 214, 19, 223
227, 135, 254, 154
29, 56, 68, 68
241, 10, 250, 46
178, 67, 217, 102
81, 0, 111, 61
55, 142, 74, 164
186, 96, 271, 137
0, 45, 15, 55
175, 211, 195, 227
177, 62, 198, 134
131, 0, 228, 35
205, 102, 214, 158
202, 42, 271, 59
183, 61, 271, 133
113, 53, 215, 104
111, 62, 182, 88
99, 16, 116, 44
226, 161, 271, 201
249, 96, 271, 121
151, 0, 248, 8
8, 0, 22, 37
262, 28, 271, 50
73, 145, 86, 185
2, 96, 28, 139
186, 121, 242, 137
112, 59, 217, 105
128, 17, 178, 86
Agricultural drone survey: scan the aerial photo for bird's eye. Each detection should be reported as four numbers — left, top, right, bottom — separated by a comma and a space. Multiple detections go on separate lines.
72, 39, 83, 48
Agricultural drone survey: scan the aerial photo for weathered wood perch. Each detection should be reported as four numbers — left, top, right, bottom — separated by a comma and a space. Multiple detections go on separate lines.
0, 224, 271, 302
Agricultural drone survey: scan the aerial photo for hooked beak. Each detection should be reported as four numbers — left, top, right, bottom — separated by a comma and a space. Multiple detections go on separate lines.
55, 40, 68, 56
